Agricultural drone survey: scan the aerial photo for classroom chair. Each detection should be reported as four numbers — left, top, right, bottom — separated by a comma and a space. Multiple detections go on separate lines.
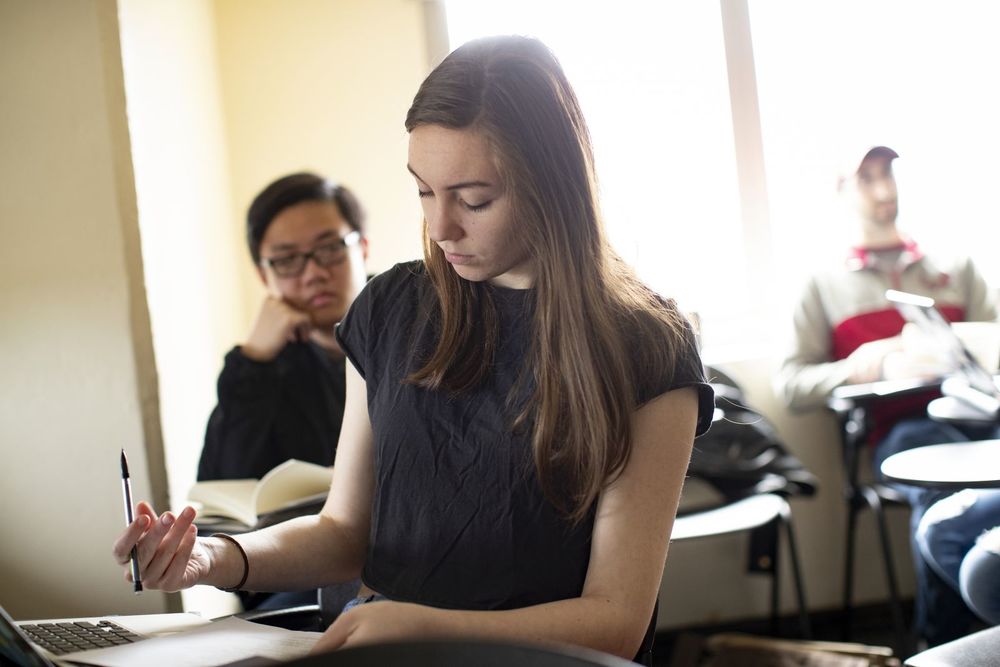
672, 493, 811, 638
280, 639, 640, 666
671, 366, 816, 638
828, 395, 909, 649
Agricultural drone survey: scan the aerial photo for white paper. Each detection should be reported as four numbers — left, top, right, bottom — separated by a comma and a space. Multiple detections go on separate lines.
60, 617, 321, 667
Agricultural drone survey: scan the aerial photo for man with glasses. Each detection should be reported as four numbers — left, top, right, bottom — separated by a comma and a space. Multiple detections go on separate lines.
198, 171, 367, 491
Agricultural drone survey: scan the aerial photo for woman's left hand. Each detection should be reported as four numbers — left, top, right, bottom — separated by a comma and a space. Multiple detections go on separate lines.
309, 600, 447, 654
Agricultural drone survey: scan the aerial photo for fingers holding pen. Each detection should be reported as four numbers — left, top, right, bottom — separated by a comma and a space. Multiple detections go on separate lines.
156, 524, 199, 592
113, 501, 205, 591
142, 506, 198, 587
112, 512, 151, 567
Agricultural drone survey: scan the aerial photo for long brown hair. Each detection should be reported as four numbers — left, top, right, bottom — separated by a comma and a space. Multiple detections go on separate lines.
405, 35, 691, 522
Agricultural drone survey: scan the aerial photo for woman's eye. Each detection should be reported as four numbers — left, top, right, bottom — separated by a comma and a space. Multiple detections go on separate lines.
464, 200, 492, 212
417, 189, 432, 198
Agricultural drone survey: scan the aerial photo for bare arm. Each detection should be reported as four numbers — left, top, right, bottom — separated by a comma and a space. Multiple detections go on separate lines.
223, 363, 375, 592
112, 363, 375, 593
314, 386, 699, 659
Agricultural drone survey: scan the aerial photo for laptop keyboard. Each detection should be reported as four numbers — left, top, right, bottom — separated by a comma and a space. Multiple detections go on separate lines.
20, 620, 142, 655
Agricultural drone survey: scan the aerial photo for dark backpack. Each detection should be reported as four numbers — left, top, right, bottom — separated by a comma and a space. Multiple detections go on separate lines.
687, 367, 818, 504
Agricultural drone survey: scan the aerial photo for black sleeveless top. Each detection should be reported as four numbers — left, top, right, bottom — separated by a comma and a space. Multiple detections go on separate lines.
336, 261, 712, 610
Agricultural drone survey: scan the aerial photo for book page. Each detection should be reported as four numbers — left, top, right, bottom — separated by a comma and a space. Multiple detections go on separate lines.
61, 617, 320, 667
188, 479, 258, 527
252, 459, 333, 516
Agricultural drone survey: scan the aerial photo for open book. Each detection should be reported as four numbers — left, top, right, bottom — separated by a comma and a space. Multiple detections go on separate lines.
188, 459, 333, 529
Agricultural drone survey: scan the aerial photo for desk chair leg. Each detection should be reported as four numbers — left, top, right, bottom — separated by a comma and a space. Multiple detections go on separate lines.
769, 521, 780, 638
779, 504, 812, 639
842, 499, 861, 640
751, 504, 811, 639
748, 520, 782, 636
861, 486, 907, 652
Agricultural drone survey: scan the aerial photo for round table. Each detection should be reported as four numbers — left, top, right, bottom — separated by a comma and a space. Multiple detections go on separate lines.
880, 439, 1000, 489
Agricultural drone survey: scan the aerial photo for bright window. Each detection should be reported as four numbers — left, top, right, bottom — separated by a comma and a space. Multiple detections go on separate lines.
751, 0, 1000, 300
445, 1, 1000, 358
445, 1, 745, 347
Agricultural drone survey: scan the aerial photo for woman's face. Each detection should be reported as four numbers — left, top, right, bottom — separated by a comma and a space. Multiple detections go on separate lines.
407, 124, 534, 289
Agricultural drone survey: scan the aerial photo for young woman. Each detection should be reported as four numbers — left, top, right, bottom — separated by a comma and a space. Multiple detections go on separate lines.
112, 35, 712, 661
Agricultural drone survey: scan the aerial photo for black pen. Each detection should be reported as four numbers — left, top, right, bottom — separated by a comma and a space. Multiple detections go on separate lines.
120, 449, 143, 593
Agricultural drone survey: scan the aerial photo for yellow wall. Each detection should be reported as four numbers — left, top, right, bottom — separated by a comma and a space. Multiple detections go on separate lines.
118, 0, 430, 533
0, 0, 171, 618
214, 0, 429, 310
118, 0, 246, 527
0, 0, 432, 620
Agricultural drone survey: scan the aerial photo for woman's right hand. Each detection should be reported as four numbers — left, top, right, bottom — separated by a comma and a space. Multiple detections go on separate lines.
111, 502, 209, 592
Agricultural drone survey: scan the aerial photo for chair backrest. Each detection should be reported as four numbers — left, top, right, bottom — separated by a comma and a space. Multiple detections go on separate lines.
316, 585, 655, 664
280, 639, 639, 666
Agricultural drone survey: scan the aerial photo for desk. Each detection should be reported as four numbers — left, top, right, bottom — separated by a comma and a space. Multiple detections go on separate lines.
926, 396, 997, 424
831, 377, 941, 403
880, 440, 1000, 489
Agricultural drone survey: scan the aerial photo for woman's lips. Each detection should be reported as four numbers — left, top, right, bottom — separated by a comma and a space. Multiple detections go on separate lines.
444, 252, 474, 265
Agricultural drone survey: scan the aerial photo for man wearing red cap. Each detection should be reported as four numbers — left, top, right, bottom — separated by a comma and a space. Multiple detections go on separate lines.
775, 145, 998, 646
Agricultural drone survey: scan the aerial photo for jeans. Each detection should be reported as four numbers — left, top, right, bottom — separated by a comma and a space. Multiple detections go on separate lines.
871, 417, 1000, 645
961, 527, 1000, 625
918, 489, 1000, 625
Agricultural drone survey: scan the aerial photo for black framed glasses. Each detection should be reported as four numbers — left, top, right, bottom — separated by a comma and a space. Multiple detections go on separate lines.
261, 231, 361, 278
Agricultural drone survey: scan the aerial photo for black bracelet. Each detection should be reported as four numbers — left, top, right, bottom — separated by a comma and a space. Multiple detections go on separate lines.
211, 533, 249, 592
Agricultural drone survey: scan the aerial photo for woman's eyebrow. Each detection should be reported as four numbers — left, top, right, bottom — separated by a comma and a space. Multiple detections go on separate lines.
407, 164, 494, 191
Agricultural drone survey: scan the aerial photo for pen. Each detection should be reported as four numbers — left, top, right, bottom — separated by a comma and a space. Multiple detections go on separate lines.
120, 449, 143, 593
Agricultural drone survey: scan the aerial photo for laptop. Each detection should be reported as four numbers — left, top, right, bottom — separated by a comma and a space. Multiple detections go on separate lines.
886, 289, 1000, 418
1, 599, 323, 667
1, 602, 210, 667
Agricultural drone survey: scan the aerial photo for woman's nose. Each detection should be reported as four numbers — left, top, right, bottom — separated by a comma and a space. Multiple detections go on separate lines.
426, 202, 463, 243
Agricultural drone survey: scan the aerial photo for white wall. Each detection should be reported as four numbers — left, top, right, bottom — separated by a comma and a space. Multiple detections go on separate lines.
0, 0, 171, 618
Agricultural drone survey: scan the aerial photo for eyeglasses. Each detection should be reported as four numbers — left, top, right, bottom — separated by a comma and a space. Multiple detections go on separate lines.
261, 231, 361, 278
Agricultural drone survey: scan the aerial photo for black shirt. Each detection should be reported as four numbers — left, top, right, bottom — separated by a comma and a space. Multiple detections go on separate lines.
197, 342, 346, 481
336, 261, 712, 610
